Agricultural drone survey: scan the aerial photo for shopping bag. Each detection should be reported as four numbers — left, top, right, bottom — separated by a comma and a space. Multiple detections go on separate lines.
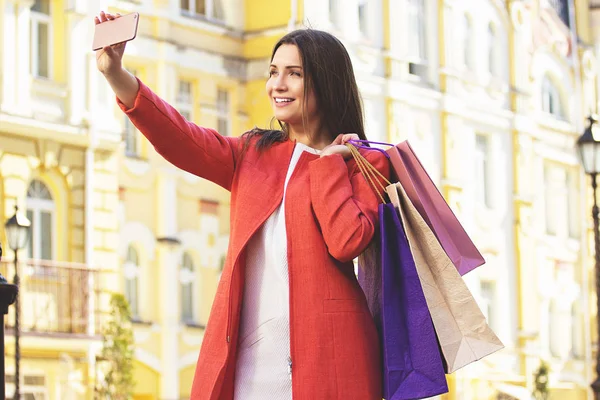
347, 138, 485, 275
387, 141, 485, 275
359, 202, 449, 400
387, 182, 504, 373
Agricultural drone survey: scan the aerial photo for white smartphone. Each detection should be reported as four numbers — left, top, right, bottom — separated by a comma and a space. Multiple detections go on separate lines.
92, 12, 139, 51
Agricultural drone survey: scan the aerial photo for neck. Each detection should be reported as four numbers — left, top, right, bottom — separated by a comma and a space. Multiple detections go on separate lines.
288, 122, 330, 150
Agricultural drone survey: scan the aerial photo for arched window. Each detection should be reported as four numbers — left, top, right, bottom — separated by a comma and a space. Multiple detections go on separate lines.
124, 245, 140, 319
541, 75, 563, 117
462, 14, 474, 70
180, 252, 195, 323
26, 180, 54, 260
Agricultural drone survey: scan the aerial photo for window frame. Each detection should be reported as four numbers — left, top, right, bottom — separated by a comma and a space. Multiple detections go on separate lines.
124, 245, 141, 320
25, 180, 56, 261
474, 134, 492, 209
124, 69, 140, 157
30, 0, 53, 79
176, 79, 194, 121
180, 0, 225, 21
541, 75, 563, 118
216, 88, 231, 137
461, 13, 475, 71
180, 252, 196, 324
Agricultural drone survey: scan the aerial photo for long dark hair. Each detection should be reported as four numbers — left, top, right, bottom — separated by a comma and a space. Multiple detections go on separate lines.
242, 29, 368, 152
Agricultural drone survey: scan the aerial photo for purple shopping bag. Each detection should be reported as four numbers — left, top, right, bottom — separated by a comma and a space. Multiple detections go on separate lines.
359, 203, 448, 400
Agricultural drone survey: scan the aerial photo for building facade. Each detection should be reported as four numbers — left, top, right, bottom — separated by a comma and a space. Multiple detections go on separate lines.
0, 0, 597, 399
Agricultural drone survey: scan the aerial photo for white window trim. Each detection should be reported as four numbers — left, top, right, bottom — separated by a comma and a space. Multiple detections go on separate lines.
357, 0, 370, 39
26, 187, 56, 261
181, 0, 223, 21
541, 76, 563, 118
30, 2, 53, 79
474, 134, 493, 209
217, 88, 231, 137
462, 14, 475, 71
124, 246, 141, 319
329, 0, 339, 28
177, 79, 194, 121
180, 253, 197, 324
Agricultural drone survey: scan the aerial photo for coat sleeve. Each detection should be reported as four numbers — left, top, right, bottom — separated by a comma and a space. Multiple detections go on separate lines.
117, 78, 241, 191
308, 149, 390, 263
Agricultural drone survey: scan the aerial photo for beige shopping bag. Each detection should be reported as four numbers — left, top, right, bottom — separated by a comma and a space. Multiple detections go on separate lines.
387, 182, 504, 373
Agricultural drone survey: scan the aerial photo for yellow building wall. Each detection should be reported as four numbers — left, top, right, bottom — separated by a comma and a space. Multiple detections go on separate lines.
133, 361, 160, 400
245, 0, 290, 31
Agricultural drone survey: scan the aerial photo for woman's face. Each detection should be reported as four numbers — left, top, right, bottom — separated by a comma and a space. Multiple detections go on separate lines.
266, 44, 318, 130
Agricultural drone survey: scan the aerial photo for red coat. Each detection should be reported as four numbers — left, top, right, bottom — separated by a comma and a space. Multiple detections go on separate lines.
118, 80, 389, 400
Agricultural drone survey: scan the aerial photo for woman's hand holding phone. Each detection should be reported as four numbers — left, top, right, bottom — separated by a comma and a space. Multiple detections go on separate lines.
94, 11, 139, 108
94, 11, 126, 77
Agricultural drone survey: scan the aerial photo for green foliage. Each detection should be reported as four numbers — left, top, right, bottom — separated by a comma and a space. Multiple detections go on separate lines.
96, 293, 135, 400
533, 360, 550, 400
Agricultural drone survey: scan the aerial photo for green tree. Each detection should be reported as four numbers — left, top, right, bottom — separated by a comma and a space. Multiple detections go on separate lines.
96, 293, 135, 400
533, 360, 550, 400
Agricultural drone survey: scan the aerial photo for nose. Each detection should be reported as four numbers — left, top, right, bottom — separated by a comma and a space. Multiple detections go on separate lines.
272, 74, 287, 92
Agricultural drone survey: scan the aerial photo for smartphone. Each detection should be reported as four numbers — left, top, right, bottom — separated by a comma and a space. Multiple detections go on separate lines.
92, 12, 139, 51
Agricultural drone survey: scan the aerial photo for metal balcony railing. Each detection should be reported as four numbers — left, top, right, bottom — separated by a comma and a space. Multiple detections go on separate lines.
0, 259, 108, 337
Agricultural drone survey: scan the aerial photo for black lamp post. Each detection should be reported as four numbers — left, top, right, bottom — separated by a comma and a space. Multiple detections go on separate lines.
0, 243, 18, 400
4, 206, 30, 400
576, 115, 600, 399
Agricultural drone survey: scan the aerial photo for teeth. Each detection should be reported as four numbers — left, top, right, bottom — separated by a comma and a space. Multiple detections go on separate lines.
275, 98, 293, 103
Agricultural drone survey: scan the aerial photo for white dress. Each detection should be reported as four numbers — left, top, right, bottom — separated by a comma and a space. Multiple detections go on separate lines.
233, 143, 319, 399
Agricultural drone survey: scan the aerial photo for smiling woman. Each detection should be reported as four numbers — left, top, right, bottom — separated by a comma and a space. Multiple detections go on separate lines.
95, 12, 388, 399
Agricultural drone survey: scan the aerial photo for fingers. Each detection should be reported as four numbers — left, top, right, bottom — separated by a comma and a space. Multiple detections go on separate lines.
340, 133, 360, 144
96, 11, 121, 24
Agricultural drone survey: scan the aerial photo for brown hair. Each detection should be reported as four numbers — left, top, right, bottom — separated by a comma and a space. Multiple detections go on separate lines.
241, 28, 369, 152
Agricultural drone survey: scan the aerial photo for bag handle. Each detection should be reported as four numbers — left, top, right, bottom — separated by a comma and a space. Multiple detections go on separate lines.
346, 143, 392, 204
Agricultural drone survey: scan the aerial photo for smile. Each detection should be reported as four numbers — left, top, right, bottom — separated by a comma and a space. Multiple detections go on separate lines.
274, 97, 295, 106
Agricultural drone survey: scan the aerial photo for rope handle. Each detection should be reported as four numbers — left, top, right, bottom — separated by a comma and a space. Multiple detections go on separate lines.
345, 143, 392, 204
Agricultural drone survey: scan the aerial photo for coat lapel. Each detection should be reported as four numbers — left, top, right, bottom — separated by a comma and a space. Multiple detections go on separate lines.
228, 139, 297, 263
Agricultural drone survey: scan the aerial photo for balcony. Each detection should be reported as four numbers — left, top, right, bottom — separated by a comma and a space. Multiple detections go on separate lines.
0, 259, 108, 338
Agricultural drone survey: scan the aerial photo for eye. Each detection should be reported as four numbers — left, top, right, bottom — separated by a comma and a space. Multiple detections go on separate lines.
268, 70, 278, 77
290, 71, 301, 77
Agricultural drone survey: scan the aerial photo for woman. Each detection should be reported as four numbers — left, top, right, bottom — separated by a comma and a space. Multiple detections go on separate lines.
95, 11, 388, 400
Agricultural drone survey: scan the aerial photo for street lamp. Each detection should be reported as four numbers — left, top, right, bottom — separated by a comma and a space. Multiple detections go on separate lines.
576, 115, 600, 399
4, 205, 30, 400
0, 244, 18, 400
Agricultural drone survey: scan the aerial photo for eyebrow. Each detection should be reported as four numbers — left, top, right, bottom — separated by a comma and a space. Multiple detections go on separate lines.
269, 64, 303, 69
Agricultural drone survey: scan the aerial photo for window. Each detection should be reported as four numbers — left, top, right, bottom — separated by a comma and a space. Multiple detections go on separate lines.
571, 303, 583, 359
329, 0, 339, 27
6, 373, 48, 400
124, 69, 139, 156
408, 0, 427, 79
474, 134, 492, 208
461, 14, 474, 70
26, 180, 54, 260
124, 245, 140, 319
30, 0, 52, 78
480, 280, 496, 331
177, 79, 193, 121
358, 0, 369, 37
217, 89, 230, 136
544, 163, 577, 238
181, 0, 224, 20
180, 253, 195, 323
541, 76, 563, 118
488, 23, 499, 77
548, 0, 570, 28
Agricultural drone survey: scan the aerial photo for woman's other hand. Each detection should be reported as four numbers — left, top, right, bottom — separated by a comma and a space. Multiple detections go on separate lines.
320, 134, 360, 159
95, 11, 126, 77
